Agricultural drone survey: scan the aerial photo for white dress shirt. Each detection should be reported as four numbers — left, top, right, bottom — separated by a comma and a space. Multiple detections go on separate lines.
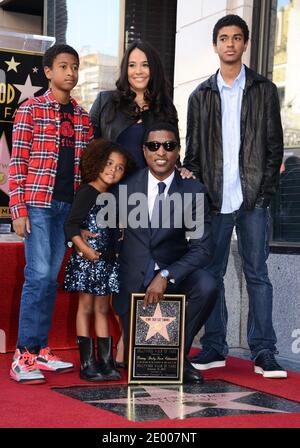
147, 170, 175, 219
217, 64, 246, 214
147, 170, 175, 273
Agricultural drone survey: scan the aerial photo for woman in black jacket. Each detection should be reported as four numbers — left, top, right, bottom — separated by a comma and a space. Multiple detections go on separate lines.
89, 40, 178, 169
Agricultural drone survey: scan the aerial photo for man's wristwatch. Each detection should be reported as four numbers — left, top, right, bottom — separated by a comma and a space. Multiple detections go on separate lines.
159, 269, 174, 283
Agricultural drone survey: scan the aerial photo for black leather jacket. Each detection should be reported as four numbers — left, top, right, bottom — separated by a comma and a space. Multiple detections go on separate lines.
89, 90, 172, 140
183, 66, 284, 212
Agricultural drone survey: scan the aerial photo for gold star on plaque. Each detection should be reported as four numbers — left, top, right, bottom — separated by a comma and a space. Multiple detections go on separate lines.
5, 56, 21, 72
140, 303, 176, 341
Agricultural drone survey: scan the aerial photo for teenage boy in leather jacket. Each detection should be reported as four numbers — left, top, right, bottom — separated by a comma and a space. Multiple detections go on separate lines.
184, 15, 286, 379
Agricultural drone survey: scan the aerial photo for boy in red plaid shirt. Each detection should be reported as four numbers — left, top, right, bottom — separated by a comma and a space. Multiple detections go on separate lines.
9, 44, 93, 384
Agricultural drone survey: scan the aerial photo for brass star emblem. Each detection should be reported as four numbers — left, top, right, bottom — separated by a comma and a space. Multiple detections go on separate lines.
5, 56, 21, 72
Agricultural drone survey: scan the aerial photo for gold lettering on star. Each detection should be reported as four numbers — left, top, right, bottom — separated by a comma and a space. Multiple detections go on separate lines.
140, 302, 176, 341
0, 83, 15, 104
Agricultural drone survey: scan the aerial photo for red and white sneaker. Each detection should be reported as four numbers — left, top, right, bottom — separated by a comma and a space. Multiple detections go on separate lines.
35, 347, 74, 373
10, 349, 45, 384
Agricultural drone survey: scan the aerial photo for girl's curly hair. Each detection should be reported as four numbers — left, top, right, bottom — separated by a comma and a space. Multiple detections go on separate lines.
80, 138, 136, 183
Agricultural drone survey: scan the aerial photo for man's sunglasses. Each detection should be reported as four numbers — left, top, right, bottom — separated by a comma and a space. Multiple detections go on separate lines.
144, 141, 178, 152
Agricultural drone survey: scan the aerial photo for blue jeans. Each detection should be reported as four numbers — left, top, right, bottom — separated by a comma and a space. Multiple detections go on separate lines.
17, 200, 71, 350
200, 206, 277, 360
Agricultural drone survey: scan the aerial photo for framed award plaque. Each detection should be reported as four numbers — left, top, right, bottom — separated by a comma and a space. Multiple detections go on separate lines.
128, 293, 185, 384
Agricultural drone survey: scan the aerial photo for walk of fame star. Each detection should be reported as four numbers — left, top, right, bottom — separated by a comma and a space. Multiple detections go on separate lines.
14, 74, 44, 104
53, 381, 300, 422
5, 56, 21, 72
87, 386, 288, 419
140, 303, 176, 341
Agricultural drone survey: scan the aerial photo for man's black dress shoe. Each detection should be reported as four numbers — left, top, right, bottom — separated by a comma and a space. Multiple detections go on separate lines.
183, 364, 204, 384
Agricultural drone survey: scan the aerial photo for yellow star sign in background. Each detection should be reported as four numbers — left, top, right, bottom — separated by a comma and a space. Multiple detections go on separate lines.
5, 56, 21, 72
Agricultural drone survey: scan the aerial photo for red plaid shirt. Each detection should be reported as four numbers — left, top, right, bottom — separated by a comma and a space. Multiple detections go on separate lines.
9, 90, 93, 220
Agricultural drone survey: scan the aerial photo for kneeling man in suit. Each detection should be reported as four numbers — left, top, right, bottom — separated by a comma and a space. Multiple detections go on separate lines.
113, 122, 218, 383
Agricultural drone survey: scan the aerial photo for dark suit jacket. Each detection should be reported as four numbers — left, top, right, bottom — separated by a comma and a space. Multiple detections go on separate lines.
113, 168, 214, 316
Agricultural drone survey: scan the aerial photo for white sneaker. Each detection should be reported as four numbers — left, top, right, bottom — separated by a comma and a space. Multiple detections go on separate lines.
254, 352, 287, 379
10, 349, 45, 384
190, 348, 226, 370
35, 347, 74, 372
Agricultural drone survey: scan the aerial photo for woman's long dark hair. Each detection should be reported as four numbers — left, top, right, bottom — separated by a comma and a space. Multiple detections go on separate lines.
109, 41, 177, 125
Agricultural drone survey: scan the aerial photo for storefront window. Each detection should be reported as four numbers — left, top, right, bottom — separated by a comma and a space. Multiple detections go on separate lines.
271, 0, 300, 246
46, 0, 123, 111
